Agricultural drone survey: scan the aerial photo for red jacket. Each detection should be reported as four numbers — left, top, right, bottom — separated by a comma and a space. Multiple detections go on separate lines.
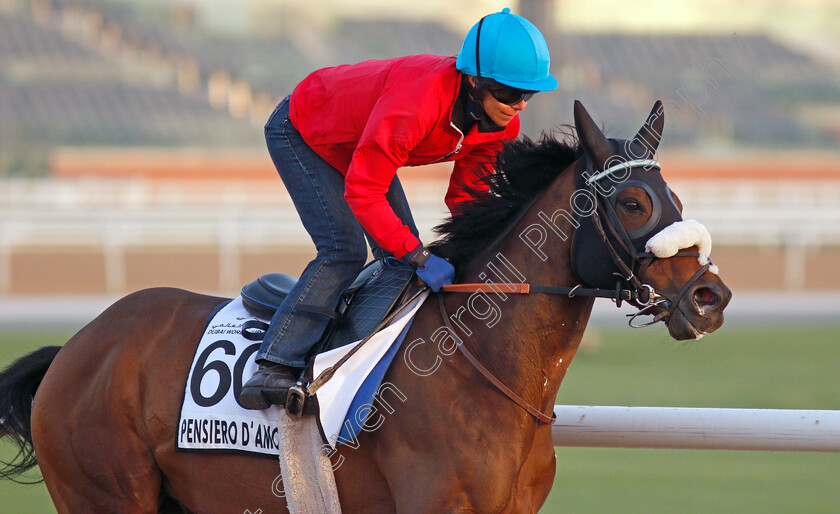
290, 54, 519, 258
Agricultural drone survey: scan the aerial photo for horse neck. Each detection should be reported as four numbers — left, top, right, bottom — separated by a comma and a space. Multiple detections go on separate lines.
451, 159, 595, 410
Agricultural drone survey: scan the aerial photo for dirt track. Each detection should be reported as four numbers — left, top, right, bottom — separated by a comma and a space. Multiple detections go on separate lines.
5, 245, 840, 296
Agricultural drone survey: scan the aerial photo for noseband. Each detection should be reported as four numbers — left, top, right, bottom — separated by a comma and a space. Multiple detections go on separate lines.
627, 260, 711, 328
443, 159, 713, 328
582, 159, 713, 327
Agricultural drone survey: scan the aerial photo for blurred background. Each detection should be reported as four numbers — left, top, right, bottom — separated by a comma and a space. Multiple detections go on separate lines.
0, 0, 839, 298
0, 0, 838, 512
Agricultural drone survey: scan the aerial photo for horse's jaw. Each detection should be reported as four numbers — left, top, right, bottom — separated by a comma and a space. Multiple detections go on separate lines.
666, 310, 712, 340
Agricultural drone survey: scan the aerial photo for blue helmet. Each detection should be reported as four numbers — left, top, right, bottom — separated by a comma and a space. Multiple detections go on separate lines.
456, 8, 558, 92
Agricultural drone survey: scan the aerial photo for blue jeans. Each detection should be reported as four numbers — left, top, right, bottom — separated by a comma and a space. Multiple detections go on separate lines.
256, 96, 419, 367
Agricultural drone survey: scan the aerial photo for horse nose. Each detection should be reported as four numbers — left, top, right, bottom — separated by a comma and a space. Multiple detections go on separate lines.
691, 281, 731, 313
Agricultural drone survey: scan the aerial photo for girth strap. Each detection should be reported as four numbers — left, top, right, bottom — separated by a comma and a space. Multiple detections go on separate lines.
437, 295, 556, 425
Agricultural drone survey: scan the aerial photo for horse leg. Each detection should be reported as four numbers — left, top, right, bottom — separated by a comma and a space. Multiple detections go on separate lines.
29, 289, 211, 513
32, 402, 164, 513
511, 426, 557, 512
331, 438, 396, 513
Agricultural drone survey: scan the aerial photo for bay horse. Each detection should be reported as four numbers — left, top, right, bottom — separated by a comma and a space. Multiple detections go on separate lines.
1, 101, 730, 512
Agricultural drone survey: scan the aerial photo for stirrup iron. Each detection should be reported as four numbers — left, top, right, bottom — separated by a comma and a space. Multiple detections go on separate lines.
285, 382, 307, 419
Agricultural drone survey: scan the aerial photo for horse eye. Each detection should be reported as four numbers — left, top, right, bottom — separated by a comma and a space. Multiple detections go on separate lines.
622, 199, 642, 212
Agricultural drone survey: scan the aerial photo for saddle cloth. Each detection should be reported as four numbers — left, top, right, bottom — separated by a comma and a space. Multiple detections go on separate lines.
177, 265, 428, 455
177, 297, 289, 456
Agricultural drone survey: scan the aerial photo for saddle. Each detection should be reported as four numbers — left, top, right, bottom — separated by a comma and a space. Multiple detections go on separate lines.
240, 257, 417, 356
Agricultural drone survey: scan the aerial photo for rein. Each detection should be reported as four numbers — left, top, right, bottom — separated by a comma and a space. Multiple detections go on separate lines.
299, 161, 715, 422
442, 281, 650, 305
435, 279, 650, 426
433, 249, 709, 424
437, 294, 556, 425
433, 277, 655, 426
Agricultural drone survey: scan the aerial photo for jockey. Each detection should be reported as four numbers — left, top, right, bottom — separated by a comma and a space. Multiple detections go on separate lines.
239, 8, 558, 410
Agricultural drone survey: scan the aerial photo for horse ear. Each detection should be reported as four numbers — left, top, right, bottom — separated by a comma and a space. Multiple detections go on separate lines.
574, 100, 613, 171
633, 100, 665, 155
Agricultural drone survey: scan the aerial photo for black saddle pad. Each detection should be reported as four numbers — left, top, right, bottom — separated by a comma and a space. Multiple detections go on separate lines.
322, 257, 416, 352
239, 257, 416, 354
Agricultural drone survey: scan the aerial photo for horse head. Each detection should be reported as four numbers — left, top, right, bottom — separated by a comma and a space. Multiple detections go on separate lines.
430, 99, 730, 342
571, 100, 731, 340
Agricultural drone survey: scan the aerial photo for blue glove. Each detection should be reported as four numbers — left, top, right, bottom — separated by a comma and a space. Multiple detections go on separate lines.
401, 245, 455, 292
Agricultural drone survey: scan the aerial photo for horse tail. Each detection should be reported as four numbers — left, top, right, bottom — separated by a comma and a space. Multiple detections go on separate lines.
0, 345, 61, 483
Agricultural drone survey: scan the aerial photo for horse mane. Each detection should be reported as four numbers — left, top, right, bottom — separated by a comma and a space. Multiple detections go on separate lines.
429, 129, 582, 271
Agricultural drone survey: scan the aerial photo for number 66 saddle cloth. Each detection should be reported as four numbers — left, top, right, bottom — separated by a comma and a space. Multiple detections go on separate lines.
176, 258, 427, 455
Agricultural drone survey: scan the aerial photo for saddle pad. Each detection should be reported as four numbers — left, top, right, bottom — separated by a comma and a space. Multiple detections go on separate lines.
177, 292, 428, 455
314, 290, 429, 448
324, 258, 416, 352
177, 297, 284, 455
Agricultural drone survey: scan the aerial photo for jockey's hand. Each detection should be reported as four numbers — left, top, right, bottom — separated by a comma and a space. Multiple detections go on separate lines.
401, 244, 455, 292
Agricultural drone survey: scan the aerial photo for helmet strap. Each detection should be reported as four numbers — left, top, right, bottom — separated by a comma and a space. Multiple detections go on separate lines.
462, 77, 504, 131
464, 16, 504, 131
475, 15, 487, 79
467, 82, 484, 121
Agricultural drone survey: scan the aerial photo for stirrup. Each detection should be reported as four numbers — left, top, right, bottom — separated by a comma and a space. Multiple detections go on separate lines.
285, 383, 307, 418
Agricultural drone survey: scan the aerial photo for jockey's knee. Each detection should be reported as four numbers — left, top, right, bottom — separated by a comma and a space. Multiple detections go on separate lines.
316, 244, 367, 270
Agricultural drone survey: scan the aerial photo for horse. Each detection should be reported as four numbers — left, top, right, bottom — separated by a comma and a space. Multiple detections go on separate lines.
0, 100, 730, 513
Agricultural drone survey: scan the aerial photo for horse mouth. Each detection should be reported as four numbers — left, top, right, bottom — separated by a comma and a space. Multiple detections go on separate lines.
670, 315, 709, 340
663, 286, 730, 341
631, 283, 730, 340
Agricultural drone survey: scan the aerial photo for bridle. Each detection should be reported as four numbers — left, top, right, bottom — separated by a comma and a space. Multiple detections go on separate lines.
435, 158, 715, 425
581, 158, 713, 328
444, 159, 713, 324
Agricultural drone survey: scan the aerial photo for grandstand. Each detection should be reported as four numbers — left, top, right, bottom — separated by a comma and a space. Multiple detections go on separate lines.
1, 0, 838, 171
0, 1, 261, 174
0, 0, 839, 296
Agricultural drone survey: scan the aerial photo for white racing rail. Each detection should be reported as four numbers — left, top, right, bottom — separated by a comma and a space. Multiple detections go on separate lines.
552, 405, 840, 452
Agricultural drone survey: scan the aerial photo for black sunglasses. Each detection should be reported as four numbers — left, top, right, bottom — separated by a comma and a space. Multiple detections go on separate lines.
485, 86, 535, 105
477, 79, 536, 105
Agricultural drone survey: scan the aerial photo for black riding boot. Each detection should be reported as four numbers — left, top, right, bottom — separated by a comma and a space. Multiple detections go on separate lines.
238, 362, 301, 410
